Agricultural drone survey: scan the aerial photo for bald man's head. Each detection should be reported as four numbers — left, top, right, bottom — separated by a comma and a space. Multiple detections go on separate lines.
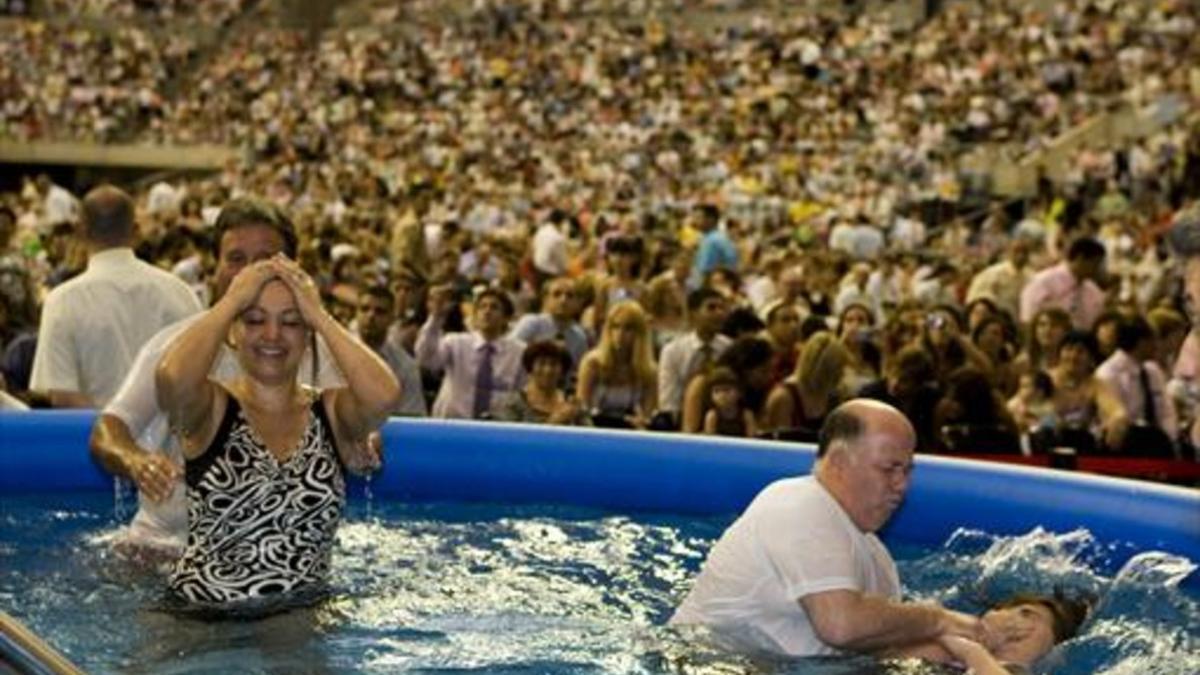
816, 399, 917, 532
81, 185, 135, 248
817, 399, 914, 459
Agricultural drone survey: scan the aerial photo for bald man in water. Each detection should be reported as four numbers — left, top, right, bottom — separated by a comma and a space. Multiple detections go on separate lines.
671, 399, 995, 657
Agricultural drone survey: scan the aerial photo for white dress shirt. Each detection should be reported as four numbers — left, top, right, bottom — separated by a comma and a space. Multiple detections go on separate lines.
657, 331, 732, 414
1096, 349, 1177, 439
31, 248, 203, 406
416, 318, 526, 419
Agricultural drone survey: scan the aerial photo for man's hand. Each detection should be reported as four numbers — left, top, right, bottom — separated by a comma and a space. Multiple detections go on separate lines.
981, 608, 1034, 650
938, 608, 988, 645
128, 452, 181, 502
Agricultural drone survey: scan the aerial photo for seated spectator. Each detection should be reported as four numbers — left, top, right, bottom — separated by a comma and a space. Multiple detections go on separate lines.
836, 303, 882, 393
355, 284, 427, 417
1014, 308, 1071, 377
591, 235, 645, 336
1095, 316, 1177, 458
720, 305, 765, 341
657, 287, 731, 425
576, 301, 656, 429
933, 367, 1021, 454
1091, 310, 1125, 363
1048, 331, 1128, 454
972, 315, 1020, 397
494, 340, 587, 426
508, 276, 589, 379
916, 305, 992, 387
762, 332, 850, 441
759, 300, 803, 387
1008, 370, 1058, 453
643, 274, 688, 353
857, 346, 942, 452
681, 336, 774, 434
1146, 307, 1187, 374
701, 367, 758, 438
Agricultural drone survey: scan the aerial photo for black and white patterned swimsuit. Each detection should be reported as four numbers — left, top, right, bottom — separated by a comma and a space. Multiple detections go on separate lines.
169, 390, 344, 610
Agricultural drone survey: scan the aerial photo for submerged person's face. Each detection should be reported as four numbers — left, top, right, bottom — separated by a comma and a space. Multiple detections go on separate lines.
984, 602, 1057, 666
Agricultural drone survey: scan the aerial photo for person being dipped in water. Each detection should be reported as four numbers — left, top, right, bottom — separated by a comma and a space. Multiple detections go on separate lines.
156, 254, 399, 613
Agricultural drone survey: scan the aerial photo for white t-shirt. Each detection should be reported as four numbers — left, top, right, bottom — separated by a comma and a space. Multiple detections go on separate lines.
104, 313, 347, 553
670, 476, 900, 657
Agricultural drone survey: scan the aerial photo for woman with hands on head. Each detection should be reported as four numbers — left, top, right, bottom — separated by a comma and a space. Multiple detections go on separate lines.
156, 254, 400, 613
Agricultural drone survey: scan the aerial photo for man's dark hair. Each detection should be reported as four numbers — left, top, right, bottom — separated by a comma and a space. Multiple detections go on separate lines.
992, 590, 1092, 644
695, 203, 721, 226
81, 185, 135, 247
715, 335, 773, 374
687, 286, 725, 313
213, 197, 298, 259
817, 404, 866, 458
889, 346, 935, 383
362, 284, 394, 308
521, 339, 572, 373
476, 287, 515, 318
1115, 315, 1154, 353
1066, 237, 1106, 261
1059, 330, 1099, 363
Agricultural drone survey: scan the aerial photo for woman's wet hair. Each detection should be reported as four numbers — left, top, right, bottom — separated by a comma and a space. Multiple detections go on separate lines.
991, 589, 1093, 643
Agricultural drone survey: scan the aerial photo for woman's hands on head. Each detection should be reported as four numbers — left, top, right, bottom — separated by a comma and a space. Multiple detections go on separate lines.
270, 254, 327, 325
223, 258, 279, 312
221, 254, 328, 326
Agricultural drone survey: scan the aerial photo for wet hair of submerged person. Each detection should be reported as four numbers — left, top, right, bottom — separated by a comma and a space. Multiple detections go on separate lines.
991, 590, 1093, 644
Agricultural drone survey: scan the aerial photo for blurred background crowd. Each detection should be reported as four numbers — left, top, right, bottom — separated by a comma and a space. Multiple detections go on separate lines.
2, 0, 1200, 468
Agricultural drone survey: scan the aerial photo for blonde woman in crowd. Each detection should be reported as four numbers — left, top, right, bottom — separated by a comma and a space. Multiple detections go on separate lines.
762, 331, 851, 439
575, 301, 657, 429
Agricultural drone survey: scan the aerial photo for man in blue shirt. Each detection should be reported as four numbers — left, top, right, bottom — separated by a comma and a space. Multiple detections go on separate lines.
689, 204, 738, 290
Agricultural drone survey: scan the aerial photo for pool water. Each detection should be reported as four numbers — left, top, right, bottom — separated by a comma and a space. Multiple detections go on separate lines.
1, 493, 1197, 674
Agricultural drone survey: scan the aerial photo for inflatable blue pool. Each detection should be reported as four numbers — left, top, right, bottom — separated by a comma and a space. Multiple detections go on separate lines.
1, 411, 1198, 674
2, 411, 1197, 569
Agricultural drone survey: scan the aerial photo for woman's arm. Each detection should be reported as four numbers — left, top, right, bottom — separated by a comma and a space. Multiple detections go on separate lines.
1093, 377, 1129, 450
156, 262, 273, 457
744, 408, 758, 437
680, 374, 707, 434
575, 352, 598, 409
273, 257, 400, 452
702, 409, 719, 434
762, 385, 793, 432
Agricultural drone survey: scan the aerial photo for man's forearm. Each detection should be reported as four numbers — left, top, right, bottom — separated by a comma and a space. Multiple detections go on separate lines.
802, 590, 960, 653
89, 413, 143, 478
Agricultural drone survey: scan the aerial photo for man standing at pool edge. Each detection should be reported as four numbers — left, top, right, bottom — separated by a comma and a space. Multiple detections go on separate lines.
671, 399, 993, 657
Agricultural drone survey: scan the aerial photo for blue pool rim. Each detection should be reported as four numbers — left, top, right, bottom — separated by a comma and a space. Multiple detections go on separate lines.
2, 411, 1198, 574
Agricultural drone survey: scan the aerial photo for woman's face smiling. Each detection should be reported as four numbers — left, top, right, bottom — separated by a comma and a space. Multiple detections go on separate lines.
235, 279, 308, 384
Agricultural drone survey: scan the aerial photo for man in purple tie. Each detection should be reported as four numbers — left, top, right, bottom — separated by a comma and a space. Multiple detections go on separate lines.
415, 287, 526, 419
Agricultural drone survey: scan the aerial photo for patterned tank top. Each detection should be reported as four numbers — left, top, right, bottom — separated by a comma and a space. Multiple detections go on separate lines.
169, 390, 344, 611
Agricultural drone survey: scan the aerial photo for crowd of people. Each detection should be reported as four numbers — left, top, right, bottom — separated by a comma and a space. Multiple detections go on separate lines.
2, 0, 1200, 469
